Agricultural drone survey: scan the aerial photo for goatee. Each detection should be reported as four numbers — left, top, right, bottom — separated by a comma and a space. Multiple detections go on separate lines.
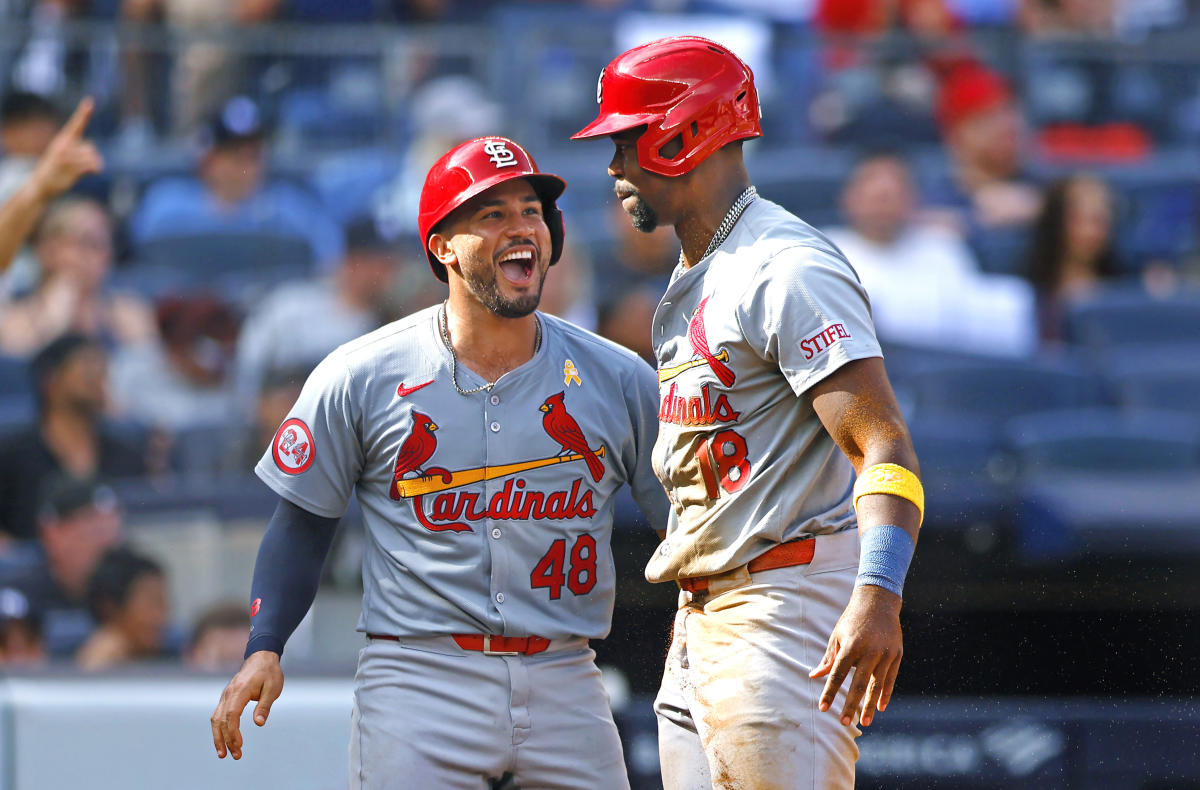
627, 194, 659, 233
465, 266, 545, 319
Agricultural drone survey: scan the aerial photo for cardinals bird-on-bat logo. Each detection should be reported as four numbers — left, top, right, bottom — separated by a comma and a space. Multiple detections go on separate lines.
388, 411, 450, 501
687, 297, 736, 386
388, 405, 608, 531
658, 296, 738, 386
540, 392, 605, 483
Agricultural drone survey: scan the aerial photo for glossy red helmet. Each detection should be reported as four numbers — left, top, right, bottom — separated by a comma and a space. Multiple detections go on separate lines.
572, 36, 762, 177
418, 136, 566, 282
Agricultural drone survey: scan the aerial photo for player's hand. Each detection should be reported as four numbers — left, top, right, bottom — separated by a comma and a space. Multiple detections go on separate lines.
808, 584, 903, 728
30, 97, 104, 202
210, 650, 285, 760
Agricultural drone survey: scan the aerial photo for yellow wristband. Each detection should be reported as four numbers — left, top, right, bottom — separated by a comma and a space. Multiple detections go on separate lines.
853, 463, 924, 526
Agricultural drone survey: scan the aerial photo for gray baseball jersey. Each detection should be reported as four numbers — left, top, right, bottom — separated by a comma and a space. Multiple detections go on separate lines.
647, 196, 882, 583
256, 305, 667, 640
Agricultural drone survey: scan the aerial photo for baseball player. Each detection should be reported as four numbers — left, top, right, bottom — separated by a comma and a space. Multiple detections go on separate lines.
209, 136, 668, 789
573, 37, 923, 788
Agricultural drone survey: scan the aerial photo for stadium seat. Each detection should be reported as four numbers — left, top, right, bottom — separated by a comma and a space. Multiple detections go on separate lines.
1005, 408, 1200, 474
905, 414, 1014, 535
117, 232, 315, 302
0, 355, 36, 433
901, 355, 1112, 427
1003, 408, 1200, 557
1064, 289, 1200, 349
0, 354, 32, 398
1106, 342, 1200, 413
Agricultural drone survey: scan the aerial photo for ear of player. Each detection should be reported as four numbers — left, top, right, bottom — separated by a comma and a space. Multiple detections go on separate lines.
572, 35, 763, 177
418, 136, 567, 282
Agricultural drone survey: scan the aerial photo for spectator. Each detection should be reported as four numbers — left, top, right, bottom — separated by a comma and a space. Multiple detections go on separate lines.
0, 334, 147, 541
129, 96, 344, 269
110, 295, 242, 432
0, 586, 47, 667
237, 363, 308, 472
596, 286, 659, 364
76, 545, 172, 670
0, 196, 156, 356
121, 0, 283, 137
0, 476, 123, 658
1019, 0, 1117, 37
233, 216, 398, 417
0, 96, 103, 298
7, 0, 97, 101
0, 91, 60, 202
827, 151, 1036, 356
1023, 173, 1125, 341
185, 601, 249, 672
927, 64, 1043, 236
371, 75, 502, 238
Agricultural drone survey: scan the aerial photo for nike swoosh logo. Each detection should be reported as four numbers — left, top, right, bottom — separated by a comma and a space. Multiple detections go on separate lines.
396, 380, 434, 397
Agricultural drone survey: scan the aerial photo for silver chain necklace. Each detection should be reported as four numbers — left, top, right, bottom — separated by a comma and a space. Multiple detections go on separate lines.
682, 186, 758, 267
438, 302, 542, 396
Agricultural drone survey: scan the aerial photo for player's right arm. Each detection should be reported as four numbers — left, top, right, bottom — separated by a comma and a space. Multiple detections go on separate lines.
210, 496, 338, 759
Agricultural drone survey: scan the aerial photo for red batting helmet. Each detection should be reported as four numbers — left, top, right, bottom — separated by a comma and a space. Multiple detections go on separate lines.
418, 136, 567, 282
572, 36, 762, 177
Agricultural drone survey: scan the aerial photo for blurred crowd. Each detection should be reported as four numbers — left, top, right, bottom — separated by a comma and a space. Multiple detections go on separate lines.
1, 0, 1200, 671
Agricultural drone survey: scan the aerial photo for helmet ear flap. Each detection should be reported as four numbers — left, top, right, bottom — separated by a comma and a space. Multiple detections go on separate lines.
544, 201, 565, 265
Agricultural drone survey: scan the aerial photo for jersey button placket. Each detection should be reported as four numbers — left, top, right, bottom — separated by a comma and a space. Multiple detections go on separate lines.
485, 390, 509, 623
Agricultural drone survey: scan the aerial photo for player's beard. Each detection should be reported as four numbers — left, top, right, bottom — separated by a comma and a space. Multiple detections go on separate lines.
625, 193, 659, 233
462, 257, 547, 319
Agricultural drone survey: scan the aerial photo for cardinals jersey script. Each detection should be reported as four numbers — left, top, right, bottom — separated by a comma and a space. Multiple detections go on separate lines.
648, 197, 882, 582
255, 305, 666, 641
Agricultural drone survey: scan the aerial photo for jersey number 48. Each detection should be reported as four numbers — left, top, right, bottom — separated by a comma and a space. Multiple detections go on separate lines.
531, 534, 597, 600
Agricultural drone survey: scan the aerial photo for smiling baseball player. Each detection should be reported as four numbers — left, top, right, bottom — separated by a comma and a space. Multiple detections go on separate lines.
573, 37, 924, 789
209, 136, 667, 789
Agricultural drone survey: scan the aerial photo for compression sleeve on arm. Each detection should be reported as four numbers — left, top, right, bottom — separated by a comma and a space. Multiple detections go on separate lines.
243, 497, 339, 659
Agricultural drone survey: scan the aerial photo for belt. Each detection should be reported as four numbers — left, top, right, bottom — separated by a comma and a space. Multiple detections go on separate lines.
367, 633, 551, 656
677, 537, 816, 594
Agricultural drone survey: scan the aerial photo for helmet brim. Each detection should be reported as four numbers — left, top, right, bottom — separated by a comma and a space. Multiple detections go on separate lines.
571, 111, 660, 140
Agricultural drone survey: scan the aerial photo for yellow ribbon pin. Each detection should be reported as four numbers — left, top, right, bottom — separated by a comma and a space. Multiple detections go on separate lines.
564, 359, 582, 387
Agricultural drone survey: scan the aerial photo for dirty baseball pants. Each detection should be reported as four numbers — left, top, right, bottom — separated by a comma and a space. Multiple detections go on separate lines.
349, 636, 629, 789
655, 529, 861, 790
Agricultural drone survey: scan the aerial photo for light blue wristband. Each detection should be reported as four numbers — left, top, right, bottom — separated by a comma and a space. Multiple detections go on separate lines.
855, 524, 915, 598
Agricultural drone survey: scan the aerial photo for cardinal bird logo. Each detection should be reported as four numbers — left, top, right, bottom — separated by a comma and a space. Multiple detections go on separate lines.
389, 412, 447, 500
687, 297, 736, 387
540, 392, 604, 482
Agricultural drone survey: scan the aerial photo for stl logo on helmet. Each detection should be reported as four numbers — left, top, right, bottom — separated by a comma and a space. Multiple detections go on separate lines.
595, 70, 604, 104
483, 139, 518, 168
272, 418, 315, 474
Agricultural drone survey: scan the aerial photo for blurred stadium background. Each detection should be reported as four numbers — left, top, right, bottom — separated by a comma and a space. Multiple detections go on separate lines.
1, 0, 1200, 787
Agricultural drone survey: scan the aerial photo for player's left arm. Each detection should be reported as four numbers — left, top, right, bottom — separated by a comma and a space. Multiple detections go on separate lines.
807, 355, 920, 728
623, 357, 671, 539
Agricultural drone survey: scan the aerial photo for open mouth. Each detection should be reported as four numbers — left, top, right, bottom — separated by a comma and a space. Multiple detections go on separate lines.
497, 246, 537, 285
615, 189, 639, 211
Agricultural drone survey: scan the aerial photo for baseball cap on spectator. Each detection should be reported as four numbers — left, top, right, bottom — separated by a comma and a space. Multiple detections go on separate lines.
38, 475, 119, 523
201, 95, 266, 150
0, 91, 59, 127
345, 214, 394, 253
409, 76, 501, 140
0, 587, 39, 627
937, 65, 1012, 133
29, 332, 103, 409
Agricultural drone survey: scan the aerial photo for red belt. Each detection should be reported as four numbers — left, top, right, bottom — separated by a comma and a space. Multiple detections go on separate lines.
367, 633, 551, 656
677, 538, 816, 594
